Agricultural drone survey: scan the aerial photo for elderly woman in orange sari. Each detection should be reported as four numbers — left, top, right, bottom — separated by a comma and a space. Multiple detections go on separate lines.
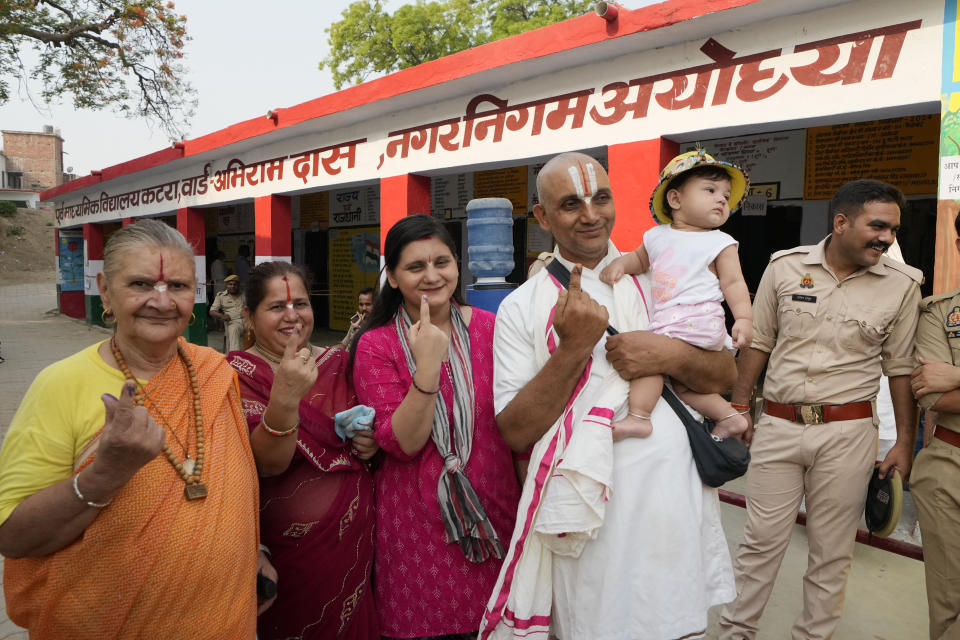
0, 219, 261, 639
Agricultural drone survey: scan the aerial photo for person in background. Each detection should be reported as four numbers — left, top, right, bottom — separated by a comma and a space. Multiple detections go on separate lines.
210, 274, 246, 353
0, 219, 261, 639
341, 287, 375, 349
236, 244, 252, 288
229, 261, 379, 640
350, 214, 520, 640
210, 250, 227, 297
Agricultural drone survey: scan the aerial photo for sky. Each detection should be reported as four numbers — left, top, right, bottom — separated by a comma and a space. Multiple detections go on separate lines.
0, 0, 659, 176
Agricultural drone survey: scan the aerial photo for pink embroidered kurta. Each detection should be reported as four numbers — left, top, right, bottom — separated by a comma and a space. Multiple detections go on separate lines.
353, 308, 520, 638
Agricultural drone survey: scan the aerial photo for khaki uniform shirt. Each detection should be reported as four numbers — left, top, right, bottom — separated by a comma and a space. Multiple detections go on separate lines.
916, 288, 960, 434
752, 235, 921, 405
211, 291, 245, 323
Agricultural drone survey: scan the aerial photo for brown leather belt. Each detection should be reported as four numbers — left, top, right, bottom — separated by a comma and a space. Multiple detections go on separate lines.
764, 400, 873, 425
934, 426, 960, 448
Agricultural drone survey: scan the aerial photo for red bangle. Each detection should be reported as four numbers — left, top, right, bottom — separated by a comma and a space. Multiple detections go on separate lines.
730, 402, 750, 412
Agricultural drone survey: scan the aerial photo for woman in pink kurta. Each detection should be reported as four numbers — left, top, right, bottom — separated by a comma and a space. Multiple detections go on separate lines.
349, 215, 520, 639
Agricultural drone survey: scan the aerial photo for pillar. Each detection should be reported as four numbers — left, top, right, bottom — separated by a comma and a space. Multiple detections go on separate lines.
83, 222, 106, 326
122, 217, 135, 227
379, 174, 431, 252
254, 195, 292, 264
178, 207, 207, 345
607, 138, 678, 251
936, 0, 960, 293
57, 227, 85, 319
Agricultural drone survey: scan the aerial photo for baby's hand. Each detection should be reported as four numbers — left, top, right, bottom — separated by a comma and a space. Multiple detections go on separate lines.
599, 261, 625, 286
731, 318, 753, 350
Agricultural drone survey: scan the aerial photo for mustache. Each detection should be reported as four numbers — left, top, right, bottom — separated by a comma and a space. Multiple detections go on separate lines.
866, 241, 889, 252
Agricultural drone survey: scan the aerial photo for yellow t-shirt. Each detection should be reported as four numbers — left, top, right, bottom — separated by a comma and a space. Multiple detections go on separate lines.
0, 340, 141, 525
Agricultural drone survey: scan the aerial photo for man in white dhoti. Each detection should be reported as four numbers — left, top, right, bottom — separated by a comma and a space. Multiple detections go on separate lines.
481, 152, 736, 640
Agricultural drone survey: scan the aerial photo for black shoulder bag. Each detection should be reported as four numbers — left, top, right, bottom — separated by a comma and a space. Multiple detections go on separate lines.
544, 258, 750, 487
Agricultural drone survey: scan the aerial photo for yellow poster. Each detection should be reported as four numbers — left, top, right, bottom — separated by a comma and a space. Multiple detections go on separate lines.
328, 226, 380, 331
300, 192, 330, 229
474, 166, 527, 214
804, 115, 938, 199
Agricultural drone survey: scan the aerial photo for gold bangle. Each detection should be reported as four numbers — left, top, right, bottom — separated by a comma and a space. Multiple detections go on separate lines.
260, 414, 299, 437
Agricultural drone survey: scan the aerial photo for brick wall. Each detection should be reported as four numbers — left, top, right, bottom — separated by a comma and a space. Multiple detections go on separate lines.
2, 131, 63, 191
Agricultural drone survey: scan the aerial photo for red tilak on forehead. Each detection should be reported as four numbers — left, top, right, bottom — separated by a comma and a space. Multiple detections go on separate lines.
577, 161, 592, 197
282, 276, 291, 303
158, 254, 165, 281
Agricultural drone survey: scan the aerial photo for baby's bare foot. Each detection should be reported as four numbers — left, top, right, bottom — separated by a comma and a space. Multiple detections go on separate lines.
612, 413, 653, 441
712, 412, 748, 439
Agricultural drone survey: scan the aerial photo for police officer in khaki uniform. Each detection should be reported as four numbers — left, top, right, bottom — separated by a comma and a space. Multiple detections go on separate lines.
718, 179, 921, 640
911, 211, 960, 640
210, 274, 246, 352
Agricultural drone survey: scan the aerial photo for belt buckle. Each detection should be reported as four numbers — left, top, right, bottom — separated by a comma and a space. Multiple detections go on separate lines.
799, 404, 824, 425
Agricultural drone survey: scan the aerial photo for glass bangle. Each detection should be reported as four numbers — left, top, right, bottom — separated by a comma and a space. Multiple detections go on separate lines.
260, 414, 299, 437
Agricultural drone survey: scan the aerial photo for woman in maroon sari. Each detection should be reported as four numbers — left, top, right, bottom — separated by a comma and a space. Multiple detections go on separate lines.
228, 261, 379, 640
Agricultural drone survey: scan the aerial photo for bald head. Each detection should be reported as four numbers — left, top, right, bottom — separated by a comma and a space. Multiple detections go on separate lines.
536, 152, 608, 204
532, 152, 615, 269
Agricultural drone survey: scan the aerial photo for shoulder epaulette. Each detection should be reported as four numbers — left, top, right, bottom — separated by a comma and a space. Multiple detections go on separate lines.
920, 288, 960, 310
882, 258, 924, 284
769, 245, 813, 262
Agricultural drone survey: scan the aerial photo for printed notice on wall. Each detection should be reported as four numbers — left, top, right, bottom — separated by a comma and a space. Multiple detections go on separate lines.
328, 227, 380, 331
682, 132, 804, 199
940, 156, 960, 199
300, 191, 330, 230
804, 115, 938, 199
432, 173, 474, 219
474, 166, 527, 215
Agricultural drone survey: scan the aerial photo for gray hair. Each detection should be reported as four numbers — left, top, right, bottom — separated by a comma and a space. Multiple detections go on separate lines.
103, 219, 196, 283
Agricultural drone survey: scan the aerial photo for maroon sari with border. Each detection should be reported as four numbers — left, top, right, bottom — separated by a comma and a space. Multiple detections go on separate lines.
229, 347, 378, 640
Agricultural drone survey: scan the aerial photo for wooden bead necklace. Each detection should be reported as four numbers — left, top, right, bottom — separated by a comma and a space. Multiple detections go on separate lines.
110, 338, 208, 500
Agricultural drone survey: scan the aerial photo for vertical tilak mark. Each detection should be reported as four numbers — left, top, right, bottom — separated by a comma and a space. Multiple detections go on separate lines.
282, 276, 293, 309
158, 254, 165, 282
584, 162, 598, 195
577, 161, 592, 198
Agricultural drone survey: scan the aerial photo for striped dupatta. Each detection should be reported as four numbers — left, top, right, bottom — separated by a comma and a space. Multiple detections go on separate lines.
395, 302, 504, 563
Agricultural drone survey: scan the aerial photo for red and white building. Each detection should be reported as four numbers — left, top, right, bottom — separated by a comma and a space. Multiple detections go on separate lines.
41, 0, 951, 343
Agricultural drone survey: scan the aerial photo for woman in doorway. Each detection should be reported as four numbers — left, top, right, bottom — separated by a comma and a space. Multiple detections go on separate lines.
350, 214, 521, 639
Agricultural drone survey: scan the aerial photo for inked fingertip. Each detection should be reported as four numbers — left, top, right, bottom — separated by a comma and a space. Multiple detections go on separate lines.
102, 393, 117, 402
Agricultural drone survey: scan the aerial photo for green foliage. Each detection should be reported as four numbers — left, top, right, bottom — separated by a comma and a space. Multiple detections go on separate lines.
6, 224, 25, 237
0, 0, 195, 139
0, 201, 16, 218
320, 0, 592, 90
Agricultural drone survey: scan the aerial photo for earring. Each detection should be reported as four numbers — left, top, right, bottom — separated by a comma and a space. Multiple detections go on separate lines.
100, 308, 114, 325
188, 313, 197, 326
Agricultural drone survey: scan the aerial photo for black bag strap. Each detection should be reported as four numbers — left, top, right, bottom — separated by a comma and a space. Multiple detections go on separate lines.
544, 256, 691, 406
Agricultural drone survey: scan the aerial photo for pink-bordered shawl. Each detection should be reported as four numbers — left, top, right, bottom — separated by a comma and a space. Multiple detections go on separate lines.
479, 262, 649, 640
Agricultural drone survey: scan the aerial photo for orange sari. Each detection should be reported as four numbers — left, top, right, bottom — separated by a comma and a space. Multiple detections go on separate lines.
4, 339, 260, 639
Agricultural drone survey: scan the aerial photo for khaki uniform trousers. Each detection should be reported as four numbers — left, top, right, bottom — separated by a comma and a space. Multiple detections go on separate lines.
224, 318, 245, 353
911, 436, 960, 640
718, 413, 877, 640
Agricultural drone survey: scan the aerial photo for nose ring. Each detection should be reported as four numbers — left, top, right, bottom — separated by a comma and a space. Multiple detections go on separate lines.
170, 301, 177, 310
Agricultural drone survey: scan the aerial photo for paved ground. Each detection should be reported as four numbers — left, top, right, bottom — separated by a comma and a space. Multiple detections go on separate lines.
0, 281, 930, 638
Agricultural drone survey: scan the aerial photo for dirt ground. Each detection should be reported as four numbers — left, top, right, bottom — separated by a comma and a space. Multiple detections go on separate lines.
0, 206, 57, 285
